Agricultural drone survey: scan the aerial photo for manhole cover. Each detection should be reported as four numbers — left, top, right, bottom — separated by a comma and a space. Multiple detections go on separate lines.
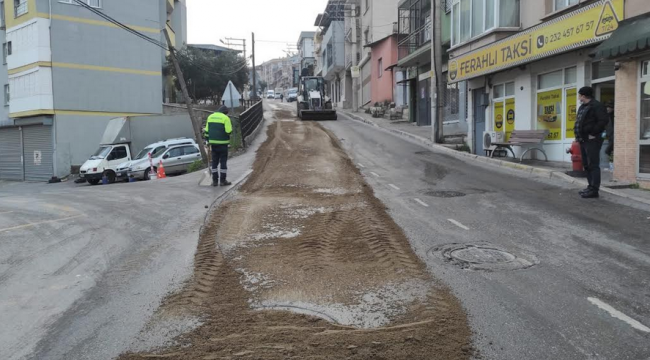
423, 190, 466, 198
430, 243, 538, 271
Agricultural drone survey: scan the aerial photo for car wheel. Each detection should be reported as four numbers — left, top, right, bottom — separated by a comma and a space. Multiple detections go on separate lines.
143, 168, 155, 181
103, 171, 116, 184
88, 179, 100, 186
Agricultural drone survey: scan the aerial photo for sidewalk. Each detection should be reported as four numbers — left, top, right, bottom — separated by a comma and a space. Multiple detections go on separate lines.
339, 109, 650, 207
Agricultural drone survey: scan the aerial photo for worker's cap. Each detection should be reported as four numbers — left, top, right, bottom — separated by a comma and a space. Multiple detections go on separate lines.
217, 105, 230, 115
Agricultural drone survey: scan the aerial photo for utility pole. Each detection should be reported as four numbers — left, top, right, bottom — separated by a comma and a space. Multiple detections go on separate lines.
252, 32, 257, 100
163, 29, 209, 163
431, 0, 444, 143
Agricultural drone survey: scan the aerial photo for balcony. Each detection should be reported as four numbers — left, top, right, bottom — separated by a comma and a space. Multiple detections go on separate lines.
14, 0, 28, 18
397, 0, 432, 67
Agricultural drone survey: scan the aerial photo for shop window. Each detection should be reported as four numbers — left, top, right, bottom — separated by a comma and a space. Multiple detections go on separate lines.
564, 66, 577, 85
592, 61, 615, 80
538, 70, 563, 89
451, 0, 519, 46
536, 67, 577, 141
493, 81, 515, 141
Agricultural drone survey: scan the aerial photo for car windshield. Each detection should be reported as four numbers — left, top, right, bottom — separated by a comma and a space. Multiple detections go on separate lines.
135, 147, 153, 160
90, 146, 111, 160
288, 89, 297, 95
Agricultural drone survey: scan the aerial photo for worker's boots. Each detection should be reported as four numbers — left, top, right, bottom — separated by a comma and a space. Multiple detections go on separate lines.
220, 180, 232, 186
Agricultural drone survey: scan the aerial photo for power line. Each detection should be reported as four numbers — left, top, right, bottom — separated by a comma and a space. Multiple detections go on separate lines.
71, 0, 169, 51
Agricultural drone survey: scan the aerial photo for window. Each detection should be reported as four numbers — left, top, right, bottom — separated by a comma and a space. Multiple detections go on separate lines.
493, 82, 516, 140
14, 0, 27, 17
183, 146, 199, 155
378, 58, 383, 78
536, 67, 577, 141
110, 147, 128, 160
592, 61, 615, 81
554, 0, 578, 12
1, 1, 5, 28
166, 148, 183, 158
640, 60, 650, 175
59, 0, 101, 8
451, 0, 519, 46
2, 43, 7, 65
4, 84, 8, 105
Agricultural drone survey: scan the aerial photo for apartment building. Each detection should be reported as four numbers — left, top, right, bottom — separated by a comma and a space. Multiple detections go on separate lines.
0, 0, 186, 181
315, 0, 347, 108
297, 31, 316, 76
445, 0, 643, 172
344, 0, 403, 110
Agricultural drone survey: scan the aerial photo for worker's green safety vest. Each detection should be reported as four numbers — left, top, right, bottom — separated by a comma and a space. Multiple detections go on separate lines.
204, 112, 232, 145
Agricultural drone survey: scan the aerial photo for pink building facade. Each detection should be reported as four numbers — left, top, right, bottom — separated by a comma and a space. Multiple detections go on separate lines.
370, 35, 399, 105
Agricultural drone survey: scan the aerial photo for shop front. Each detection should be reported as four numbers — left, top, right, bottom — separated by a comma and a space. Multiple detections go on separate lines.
595, 12, 650, 187
448, 0, 625, 162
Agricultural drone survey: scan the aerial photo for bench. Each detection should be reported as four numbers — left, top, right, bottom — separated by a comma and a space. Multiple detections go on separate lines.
488, 130, 550, 162
389, 106, 404, 120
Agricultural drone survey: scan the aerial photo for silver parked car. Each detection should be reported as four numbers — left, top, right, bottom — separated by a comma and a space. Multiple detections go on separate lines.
128, 144, 201, 180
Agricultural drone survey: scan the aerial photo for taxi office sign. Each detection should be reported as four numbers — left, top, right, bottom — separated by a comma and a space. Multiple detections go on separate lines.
448, 0, 623, 83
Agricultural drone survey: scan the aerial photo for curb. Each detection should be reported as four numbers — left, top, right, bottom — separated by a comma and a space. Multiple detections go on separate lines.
339, 110, 650, 207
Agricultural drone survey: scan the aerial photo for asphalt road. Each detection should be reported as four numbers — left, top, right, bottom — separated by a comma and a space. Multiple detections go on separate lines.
0, 126, 265, 360
313, 109, 650, 360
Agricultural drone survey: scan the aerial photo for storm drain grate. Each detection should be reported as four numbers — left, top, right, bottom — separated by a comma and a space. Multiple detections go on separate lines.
423, 190, 466, 198
429, 243, 539, 271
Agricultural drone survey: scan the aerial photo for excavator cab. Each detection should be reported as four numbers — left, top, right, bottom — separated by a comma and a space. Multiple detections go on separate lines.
296, 76, 337, 121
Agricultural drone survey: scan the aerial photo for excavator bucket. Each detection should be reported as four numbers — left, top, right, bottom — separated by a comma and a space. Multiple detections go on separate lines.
300, 110, 338, 121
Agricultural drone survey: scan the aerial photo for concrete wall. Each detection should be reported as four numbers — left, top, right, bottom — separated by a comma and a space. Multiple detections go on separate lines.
54, 113, 194, 176
321, 23, 345, 79
371, 36, 398, 104
0, 28, 10, 126
613, 61, 641, 184
48, 1, 164, 114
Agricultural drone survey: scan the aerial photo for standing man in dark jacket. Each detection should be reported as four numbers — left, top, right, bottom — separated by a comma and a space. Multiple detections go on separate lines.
204, 105, 233, 187
574, 87, 609, 198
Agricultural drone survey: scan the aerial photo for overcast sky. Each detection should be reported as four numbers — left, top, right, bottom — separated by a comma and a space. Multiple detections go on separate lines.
187, 0, 328, 64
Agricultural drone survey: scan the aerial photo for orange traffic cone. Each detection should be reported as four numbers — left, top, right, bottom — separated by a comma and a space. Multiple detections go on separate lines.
157, 160, 167, 179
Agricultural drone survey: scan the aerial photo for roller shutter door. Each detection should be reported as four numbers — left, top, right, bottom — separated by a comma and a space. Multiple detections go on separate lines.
22, 125, 54, 182
0, 127, 23, 181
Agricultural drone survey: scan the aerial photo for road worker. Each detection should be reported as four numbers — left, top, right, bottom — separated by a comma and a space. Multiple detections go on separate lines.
204, 105, 233, 187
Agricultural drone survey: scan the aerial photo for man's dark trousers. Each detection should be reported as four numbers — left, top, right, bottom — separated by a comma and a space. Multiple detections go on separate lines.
211, 144, 228, 183
580, 138, 603, 191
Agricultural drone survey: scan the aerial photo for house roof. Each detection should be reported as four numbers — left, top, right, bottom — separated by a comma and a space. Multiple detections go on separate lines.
189, 44, 240, 53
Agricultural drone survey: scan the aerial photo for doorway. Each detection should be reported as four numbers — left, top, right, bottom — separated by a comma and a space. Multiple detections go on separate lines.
417, 78, 431, 126
473, 88, 487, 155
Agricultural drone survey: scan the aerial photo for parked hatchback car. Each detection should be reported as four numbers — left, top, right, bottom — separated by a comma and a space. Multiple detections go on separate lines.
115, 138, 196, 181
128, 144, 201, 180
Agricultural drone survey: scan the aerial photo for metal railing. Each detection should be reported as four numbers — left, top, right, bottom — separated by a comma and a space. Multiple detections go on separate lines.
239, 100, 263, 147
397, 23, 431, 60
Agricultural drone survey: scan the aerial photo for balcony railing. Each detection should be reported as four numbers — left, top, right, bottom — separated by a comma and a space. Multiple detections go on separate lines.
397, 22, 431, 61
15, 1, 28, 17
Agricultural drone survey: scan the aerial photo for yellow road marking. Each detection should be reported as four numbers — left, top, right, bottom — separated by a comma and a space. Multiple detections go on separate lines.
0, 214, 85, 233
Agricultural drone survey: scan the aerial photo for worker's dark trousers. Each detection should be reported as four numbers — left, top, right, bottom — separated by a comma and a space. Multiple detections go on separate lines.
580, 138, 603, 192
211, 144, 228, 183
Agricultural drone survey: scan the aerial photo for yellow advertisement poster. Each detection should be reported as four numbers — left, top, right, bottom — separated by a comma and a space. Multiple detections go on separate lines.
505, 98, 516, 141
565, 88, 577, 139
448, 0, 623, 83
494, 101, 504, 133
537, 90, 563, 141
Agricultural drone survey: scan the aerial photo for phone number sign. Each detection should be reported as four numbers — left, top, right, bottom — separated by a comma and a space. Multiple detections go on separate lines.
448, 0, 623, 83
